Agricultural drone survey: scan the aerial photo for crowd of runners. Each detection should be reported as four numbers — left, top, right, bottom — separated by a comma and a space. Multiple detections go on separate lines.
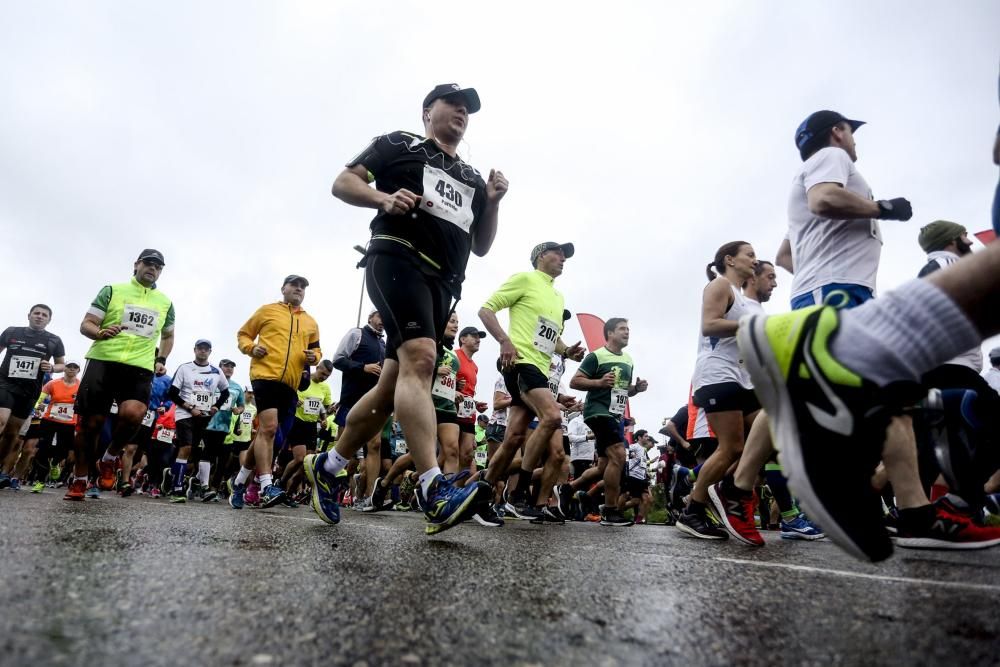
3, 82, 1000, 562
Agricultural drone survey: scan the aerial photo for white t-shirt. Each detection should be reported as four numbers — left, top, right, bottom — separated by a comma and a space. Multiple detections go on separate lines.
626, 443, 649, 480
490, 376, 510, 427
692, 284, 753, 391
787, 146, 881, 299
172, 362, 229, 421
567, 414, 595, 462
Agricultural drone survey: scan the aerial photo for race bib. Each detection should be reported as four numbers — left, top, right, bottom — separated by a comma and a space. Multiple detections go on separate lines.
304, 397, 322, 416
142, 410, 156, 427
533, 316, 559, 356
110, 402, 119, 414
394, 438, 407, 455
156, 427, 175, 443
121, 304, 159, 338
191, 391, 211, 411
474, 449, 488, 466
432, 369, 457, 401
8, 355, 39, 380
421, 165, 475, 233
51, 402, 75, 422
457, 396, 476, 419
240, 411, 254, 425
610, 388, 628, 416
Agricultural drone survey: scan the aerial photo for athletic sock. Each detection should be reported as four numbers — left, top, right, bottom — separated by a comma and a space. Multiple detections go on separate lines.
831, 278, 981, 386
258, 473, 273, 491
235, 466, 252, 486
198, 461, 211, 486
418, 467, 442, 498
322, 449, 349, 477
101, 451, 117, 463
171, 459, 187, 490
764, 465, 797, 516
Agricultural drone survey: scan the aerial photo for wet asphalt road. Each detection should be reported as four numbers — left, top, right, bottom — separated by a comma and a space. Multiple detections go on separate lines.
1, 490, 999, 667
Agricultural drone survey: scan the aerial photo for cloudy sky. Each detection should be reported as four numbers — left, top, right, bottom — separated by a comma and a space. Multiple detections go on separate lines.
2, 1, 998, 434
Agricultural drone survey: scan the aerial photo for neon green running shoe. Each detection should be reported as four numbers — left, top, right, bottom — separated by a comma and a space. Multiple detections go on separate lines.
737, 305, 920, 562
49, 464, 61, 482
31, 481, 45, 493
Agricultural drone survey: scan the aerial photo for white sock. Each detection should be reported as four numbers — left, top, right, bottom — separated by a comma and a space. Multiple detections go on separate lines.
259, 473, 273, 490
235, 466, 252, 486
322, 449, 350, 476
101, 451, 117, 462
419, 466, 442, 498
75, 475, 89, 482
198, 461, 211, 486
830, 279, 981, 386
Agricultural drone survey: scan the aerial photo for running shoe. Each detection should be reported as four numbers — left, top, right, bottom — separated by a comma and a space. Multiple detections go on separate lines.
302, 453, 342, 525
599, 507, 634, 527
160, 469, 173, 496
201, 488, 218, 503
245, 482, 261, 506
896, 499, 1000, 550
780, 514, 825, 540
97, 459, 117, 491
260, 484, 286, 509
417, 475, 482, 536
169, 489, 186, 503
86, 485, 101, 499
737, 305, 915, 562
186, 476, 200, 501
49, 464, 61, 482
556, 484, 574, 517
30, 481, 45, 493
228, 479, 246, 509
922, 388, 983, 505
508, 502, 543, 521
708, 481, 763, 546
364, 477, 393, 512
533, 505, 567, 525
676, 508, 727, 539
63, 478, 86, 501
473, 503, 505, 527
8, 478, 20, 491
574, 489, 592, 515
118, 482, 134, 498
0, 473, 10, 489
149, 487, 162, 499
281, 494, 299, 508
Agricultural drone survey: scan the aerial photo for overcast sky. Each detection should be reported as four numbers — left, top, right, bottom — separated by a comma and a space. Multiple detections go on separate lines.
2, 1, 998, 436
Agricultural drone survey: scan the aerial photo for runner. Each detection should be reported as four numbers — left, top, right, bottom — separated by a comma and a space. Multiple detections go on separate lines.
67, 250, 174, 501
305, 83, 508, 535
27, 362, 80, 492
676, 242, 760, 539
332, 310, 386, 503
120, 362, 172, 497
232, 274, 321, 509
203, 358, 244, 499
277, 360, 332, 496
0, 305, 66, 489
479, 242, 585, 521
565, 317, 648, 527
454, 325, 488, 476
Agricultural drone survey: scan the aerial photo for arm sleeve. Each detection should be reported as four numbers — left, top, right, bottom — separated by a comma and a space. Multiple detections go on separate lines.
577, 352, 599, 379
168, 385, 183, 404
162, 303, 176, 332
482, 273, 527, 312
213, 386, 230, 410
332, 329, 364, 372
803, 147, 852, 191
88, 286, 113, 318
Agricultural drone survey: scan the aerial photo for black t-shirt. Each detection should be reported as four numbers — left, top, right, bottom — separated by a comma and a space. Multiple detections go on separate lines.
348, 131, 488, 291
0, 326, 65, 395
667, 404, 688, 448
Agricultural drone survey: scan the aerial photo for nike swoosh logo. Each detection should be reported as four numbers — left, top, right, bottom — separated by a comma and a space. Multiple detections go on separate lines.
802, 328, 853, 436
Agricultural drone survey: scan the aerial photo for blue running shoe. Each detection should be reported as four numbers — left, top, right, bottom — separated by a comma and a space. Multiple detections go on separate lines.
780, 514, 826, 540
260, 484, 286, 509
228, 478, 245, 509
303, 453, 341, 525
0, 473, 10, 489
86, 485, 101, 499
8, 478, 20, 491
417, 475, 482, 536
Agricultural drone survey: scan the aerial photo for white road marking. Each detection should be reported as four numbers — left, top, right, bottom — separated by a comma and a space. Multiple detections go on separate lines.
714, 556, 1000, 594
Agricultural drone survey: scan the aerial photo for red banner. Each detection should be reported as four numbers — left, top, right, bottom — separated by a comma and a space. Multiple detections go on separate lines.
576, 313, 633, 444
974, 229, 996, 245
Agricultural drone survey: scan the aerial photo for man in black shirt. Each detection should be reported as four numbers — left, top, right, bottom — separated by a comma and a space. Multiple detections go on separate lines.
305, 83, 508, 535
0, 304, 66, 488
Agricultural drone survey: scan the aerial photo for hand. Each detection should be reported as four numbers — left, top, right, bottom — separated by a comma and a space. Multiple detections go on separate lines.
876, 197, 913, 221
191, 408, 203, 417
363, 363, 381, 376
154, 361, 166, 375
99, 325, 122, 339
634, 377, 649, 393
499, 339, 519, 369
571, 400, 584, 413
436, 366, 451, 378
476, 401, 488, 413
457, 378, 467, 392
252, 346, 268, 358
599, 372, 616, 388
380, 188, 420, 215
304, 350, 317, 365
564, 341, 586, 362
209, 406, 219, 416
39, 360, 52, 373
485, 169, 508, 204
157, 406, 166, 414
558, 394, 576, 409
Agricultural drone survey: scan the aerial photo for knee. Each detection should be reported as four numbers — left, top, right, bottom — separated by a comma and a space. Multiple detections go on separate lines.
258, 421, 279, 438
538, 409, 562, 432
398, 341, 437, 380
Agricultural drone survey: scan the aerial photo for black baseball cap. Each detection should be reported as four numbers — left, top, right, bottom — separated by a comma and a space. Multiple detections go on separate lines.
137, 249, 166, 265
530, 242, 575, 267
459, 326, 486, 340
422, 83, 481, 114
794, 110, 865, 160
194, 339, 212, 349
220, 358, 236, 367
283, 274, 309, 287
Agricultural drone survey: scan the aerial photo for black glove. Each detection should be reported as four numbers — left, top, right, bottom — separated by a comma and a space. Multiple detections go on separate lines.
876, 198, 912, 221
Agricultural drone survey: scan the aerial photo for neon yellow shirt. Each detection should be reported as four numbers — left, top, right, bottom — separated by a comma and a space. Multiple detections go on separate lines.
482, 270, 565, 374
295, 380, 332, 423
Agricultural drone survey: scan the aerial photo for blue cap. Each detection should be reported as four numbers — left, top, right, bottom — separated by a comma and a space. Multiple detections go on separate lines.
795, 110, 865, 159
194, 339, 212, 348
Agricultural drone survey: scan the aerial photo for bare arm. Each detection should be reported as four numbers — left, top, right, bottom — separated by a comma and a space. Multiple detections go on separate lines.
81, 313, 110, 341
471, 169, 508, 257
807, 182, 880, 219
776, 237, 794, 274
158, 329, 174, 361
492, 390, 512, 411
701, 280, 740, 338
663, 421, 690, 450
569, 370, 611, 392
332, 164, 419, 216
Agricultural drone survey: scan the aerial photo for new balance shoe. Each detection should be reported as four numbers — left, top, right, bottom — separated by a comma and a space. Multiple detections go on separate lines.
708, 481, 763, 546
737, 306, 914, 562
302, 453, 342, 525
780, 514, 825, 540
896, 499, 1000, 550
260, 485, 286, 509
676, 508, 727, 539
599, 507, 634, 527
63, 478, 86, 501
228, 478, 245, 509
97, 459, 117, 491
417, 475, 482, 535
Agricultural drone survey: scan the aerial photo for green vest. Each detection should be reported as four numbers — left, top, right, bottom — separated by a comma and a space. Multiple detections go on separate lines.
87, 278, 172, 371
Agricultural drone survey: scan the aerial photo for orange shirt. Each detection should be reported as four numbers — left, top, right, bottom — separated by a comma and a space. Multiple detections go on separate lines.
41, 378, 81, 425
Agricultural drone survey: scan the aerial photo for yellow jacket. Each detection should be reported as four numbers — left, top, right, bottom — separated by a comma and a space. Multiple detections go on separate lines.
237, 302, 321, 390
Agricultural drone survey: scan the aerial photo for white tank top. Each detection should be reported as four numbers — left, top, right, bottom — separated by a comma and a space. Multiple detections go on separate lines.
692, 284, 753, 391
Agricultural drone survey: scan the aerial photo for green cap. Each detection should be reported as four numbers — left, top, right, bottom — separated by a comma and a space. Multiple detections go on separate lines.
918, 220, 966, 252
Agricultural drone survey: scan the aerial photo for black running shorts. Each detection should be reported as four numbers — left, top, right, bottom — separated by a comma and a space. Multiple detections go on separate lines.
623, 476, 650, 498
175, 416, 211, 448
0, 380, 39, 420
286, 417, 318, 448
585, 415, 625, 457
76, 360, 154, 418
693, 382, 760, 415
250, 379, 297, 425
500, 363, 549, 411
